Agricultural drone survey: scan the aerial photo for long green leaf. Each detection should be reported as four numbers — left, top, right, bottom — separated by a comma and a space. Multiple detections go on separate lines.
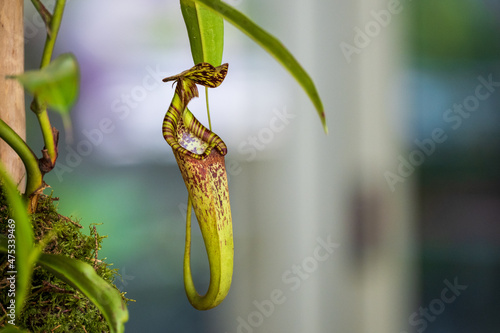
0, 165, 36, 319
192, 0, 327, 133
37, 253, 128, 333
181, 0, 224, 66
11, 53, 79, 115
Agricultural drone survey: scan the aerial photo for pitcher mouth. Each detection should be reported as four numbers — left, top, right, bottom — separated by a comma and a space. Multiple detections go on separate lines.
174, 108, 227, 159
162, 63, 229, 160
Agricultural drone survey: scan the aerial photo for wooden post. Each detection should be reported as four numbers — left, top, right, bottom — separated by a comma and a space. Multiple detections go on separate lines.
0, 0, 26, 190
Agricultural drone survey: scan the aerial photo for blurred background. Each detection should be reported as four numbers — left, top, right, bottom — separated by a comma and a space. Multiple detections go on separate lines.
23, 0, 500, 332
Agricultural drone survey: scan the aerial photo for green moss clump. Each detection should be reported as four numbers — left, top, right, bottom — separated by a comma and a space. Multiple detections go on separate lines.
0, 191, 128, 332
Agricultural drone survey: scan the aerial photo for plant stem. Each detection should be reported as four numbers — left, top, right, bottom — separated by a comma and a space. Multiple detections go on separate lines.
30, 0, 52, 36
0, 120, 43, 198
205, 87, 212, 131
40, 0, 66, 69
184, 87, 209, 286
36, 110, 57, 165
185, 86, 209, 274
33, 0, 67, 165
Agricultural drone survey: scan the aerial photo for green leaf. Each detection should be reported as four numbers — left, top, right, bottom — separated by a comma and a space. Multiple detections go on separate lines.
37, 253, 129, 333
191, 0, 327, 133
181, 0, 224, 66
0, 164, 36, 319
12, 53, 79, 115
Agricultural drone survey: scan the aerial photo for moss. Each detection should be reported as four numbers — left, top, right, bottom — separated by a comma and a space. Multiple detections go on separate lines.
0, 191, 129, 332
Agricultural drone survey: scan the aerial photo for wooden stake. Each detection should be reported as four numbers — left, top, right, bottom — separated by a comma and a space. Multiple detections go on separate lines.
0, 0, 26, 190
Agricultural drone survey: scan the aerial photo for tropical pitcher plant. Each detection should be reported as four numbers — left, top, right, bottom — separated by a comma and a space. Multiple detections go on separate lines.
162, 62, 233, 310
168, 0, 327, 310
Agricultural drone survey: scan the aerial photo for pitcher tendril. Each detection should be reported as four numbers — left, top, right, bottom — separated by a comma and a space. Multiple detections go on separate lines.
162, 62, 234, 310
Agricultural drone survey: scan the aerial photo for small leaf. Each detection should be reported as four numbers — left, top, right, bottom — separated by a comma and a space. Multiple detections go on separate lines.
181, 0, 224, 66
0, 164, 36, 318
12, 53, 79, 115
37, 253, 129, 333
191, 0, 328, 133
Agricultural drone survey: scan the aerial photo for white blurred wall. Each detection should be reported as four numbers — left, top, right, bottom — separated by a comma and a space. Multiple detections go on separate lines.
225, 0, 417, 332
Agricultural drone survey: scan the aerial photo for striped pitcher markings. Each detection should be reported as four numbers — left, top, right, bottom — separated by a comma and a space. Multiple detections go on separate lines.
162, 63, 228, 160
162, 62, 233, 310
